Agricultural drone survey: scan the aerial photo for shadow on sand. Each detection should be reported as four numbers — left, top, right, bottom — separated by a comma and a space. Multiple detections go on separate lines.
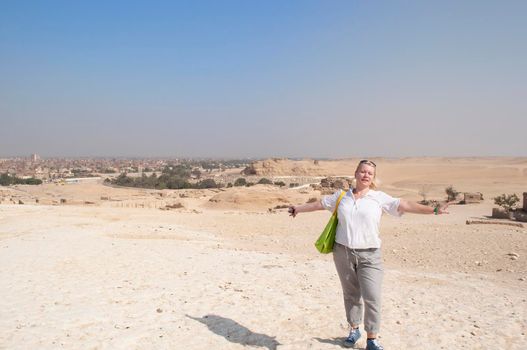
313, 337, 364, 349
186, 314, 281, 350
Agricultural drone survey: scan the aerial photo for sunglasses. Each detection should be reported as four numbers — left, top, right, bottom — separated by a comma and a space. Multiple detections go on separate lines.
359, 159, 377, 167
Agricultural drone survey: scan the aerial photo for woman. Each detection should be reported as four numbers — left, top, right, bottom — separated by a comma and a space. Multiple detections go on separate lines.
288, 160, 450, 350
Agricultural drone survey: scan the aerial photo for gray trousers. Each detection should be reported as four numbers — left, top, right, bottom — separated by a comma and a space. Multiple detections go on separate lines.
333, 243, 384, 334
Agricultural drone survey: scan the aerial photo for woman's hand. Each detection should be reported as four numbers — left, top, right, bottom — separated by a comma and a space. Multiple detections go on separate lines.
436, 202, 453, 215
288, 201, 324, 217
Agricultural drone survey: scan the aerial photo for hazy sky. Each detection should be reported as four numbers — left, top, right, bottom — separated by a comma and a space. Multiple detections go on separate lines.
1, 1, 526, 158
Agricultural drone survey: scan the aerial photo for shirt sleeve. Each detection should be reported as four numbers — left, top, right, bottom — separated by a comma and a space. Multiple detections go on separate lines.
378, 191, 402, 217
321, 190, 344, 212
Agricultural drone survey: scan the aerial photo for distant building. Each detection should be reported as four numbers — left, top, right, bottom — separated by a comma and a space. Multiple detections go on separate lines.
64, 177, 102, 184
30, 154, 40, 162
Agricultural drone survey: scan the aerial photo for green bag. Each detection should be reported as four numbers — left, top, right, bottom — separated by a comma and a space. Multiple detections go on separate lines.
314, 190, 346, 254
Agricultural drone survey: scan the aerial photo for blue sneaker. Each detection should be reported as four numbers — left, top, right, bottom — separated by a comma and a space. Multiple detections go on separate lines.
343, 327, 361, 348
366, 338, 384, 350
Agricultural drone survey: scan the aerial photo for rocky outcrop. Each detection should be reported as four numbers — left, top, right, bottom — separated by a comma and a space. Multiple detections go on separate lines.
242, 158, 325, 176
311, 177, 351, 195
492, 208, 514, 219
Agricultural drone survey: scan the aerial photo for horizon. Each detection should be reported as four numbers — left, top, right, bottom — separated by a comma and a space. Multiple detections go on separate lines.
2, 154, 527, 161
1, 1, 526, 158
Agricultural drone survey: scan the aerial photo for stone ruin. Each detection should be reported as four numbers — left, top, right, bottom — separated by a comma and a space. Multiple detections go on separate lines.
492, 191, 527, 222
311, 177, 352, 195
517, 192, 527, 222
463, 192, 483, 204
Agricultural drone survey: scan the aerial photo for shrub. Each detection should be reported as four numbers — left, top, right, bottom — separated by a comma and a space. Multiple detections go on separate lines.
273, 181, 286, 187
445, 185, 459, 202
0, 173, 42, 186
0, 173, 12, 186
418, 185, 431, 204
24, 178, 42, 185
494, 194, 520, 212
234, 178, 247, 186
257, 178, 273, 185
197, 179, 219, 189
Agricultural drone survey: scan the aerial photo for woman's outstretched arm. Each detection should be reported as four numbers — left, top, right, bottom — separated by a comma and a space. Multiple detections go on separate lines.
288, 201, 324, 217
398, 200, 451, 215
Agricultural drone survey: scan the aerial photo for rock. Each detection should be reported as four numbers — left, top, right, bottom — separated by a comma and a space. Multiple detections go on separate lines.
492, 207, 514, 219
156, 308, 163, 313
514, 209, 527, 222
463, 192, 483, 203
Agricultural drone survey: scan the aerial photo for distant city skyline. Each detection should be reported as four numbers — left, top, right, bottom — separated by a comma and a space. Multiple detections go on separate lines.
1, 1, 526, 158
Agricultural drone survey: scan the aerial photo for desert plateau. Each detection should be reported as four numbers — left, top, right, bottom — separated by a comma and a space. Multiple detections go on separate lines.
1, 157, 526, 349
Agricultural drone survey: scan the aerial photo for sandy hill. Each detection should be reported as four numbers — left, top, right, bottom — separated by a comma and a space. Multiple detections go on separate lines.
242, 158, 355, 176
204, 185, 316, 210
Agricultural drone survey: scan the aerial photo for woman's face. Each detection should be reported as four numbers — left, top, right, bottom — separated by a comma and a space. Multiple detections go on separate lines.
355, 163, 376, 188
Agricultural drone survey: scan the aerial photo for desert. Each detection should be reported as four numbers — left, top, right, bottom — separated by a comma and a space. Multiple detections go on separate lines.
1, 157, 526, 349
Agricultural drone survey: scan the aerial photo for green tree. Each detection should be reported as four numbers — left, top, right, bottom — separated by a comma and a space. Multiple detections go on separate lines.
0, 173, 13, 186
24, 178, 42, 185
494, 194, 520, 212
0, 173, 42, 186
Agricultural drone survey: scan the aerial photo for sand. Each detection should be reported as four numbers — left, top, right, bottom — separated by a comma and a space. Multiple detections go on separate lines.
1, 157, 526, 349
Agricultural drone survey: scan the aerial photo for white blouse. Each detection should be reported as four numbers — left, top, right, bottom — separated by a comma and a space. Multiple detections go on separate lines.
321, 189, 402, 249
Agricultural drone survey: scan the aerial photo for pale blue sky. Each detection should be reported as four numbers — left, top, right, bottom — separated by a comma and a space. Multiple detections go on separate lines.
1, 1, 525, 158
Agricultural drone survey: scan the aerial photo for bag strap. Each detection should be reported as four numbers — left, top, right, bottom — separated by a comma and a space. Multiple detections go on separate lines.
333, 190, 347, 215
